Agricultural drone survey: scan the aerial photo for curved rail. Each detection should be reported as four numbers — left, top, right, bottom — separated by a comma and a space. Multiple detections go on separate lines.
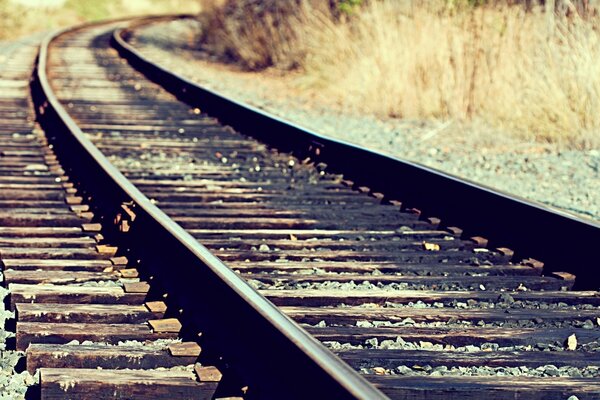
113, 17, 600, 288
31, 18, 388, 400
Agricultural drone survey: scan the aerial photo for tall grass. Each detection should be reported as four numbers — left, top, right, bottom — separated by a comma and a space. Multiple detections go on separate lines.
199, 0, 600, 148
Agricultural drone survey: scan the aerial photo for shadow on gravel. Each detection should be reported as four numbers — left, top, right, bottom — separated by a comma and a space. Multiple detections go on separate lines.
25, 385, 39, 399
4, 337, 16, 352
14, 356, 26, 373
4, 316, 16, 332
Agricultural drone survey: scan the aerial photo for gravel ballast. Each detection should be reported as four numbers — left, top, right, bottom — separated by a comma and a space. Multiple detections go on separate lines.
359, 364, 600, 378
0, 35, 47, 400
0, 287, 37, 399
132, 20, 599, 221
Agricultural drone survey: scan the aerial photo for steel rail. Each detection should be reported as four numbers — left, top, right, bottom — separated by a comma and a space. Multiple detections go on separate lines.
113, 17, 600, 288
31, 19, 388, 400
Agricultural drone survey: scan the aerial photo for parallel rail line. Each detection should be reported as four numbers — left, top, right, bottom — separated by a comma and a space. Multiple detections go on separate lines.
0, 15, 598, 399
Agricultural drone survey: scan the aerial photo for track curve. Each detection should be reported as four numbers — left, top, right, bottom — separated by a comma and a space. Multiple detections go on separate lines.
23, 15, 600, 400
33, 18, 384, 400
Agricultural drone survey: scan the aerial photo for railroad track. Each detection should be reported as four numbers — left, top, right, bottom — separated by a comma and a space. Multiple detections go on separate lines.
1, 28, 223, 400
0, 15, 598, 399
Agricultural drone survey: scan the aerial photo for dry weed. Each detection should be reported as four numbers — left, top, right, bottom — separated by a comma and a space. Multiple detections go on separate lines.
200, 0, 600, 148
303, 3, 600, 148
199, 0, 333, 69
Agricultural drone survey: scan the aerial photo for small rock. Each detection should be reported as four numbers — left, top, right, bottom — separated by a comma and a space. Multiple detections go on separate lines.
516, 283, 528, 291
498, 293, 515, 305
433, 366, 448, 374
566, 334, 578, 351
258, 244, 271, 252
24, 163, 47, 171
582, 319, 595, 330
422, 242, 440, 251
396, 365, 413, 375
419, 341, 434, 350
536, 342, 549, 350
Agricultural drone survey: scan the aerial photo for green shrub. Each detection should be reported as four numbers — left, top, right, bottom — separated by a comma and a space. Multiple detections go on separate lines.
338, 0, 363, 14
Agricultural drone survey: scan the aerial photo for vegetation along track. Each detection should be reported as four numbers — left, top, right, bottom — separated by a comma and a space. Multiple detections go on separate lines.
8, 14, 599, 399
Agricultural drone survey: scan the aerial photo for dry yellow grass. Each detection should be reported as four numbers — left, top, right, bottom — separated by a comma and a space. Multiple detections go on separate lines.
199, 0, 600, 149
0, 0, 202, 40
